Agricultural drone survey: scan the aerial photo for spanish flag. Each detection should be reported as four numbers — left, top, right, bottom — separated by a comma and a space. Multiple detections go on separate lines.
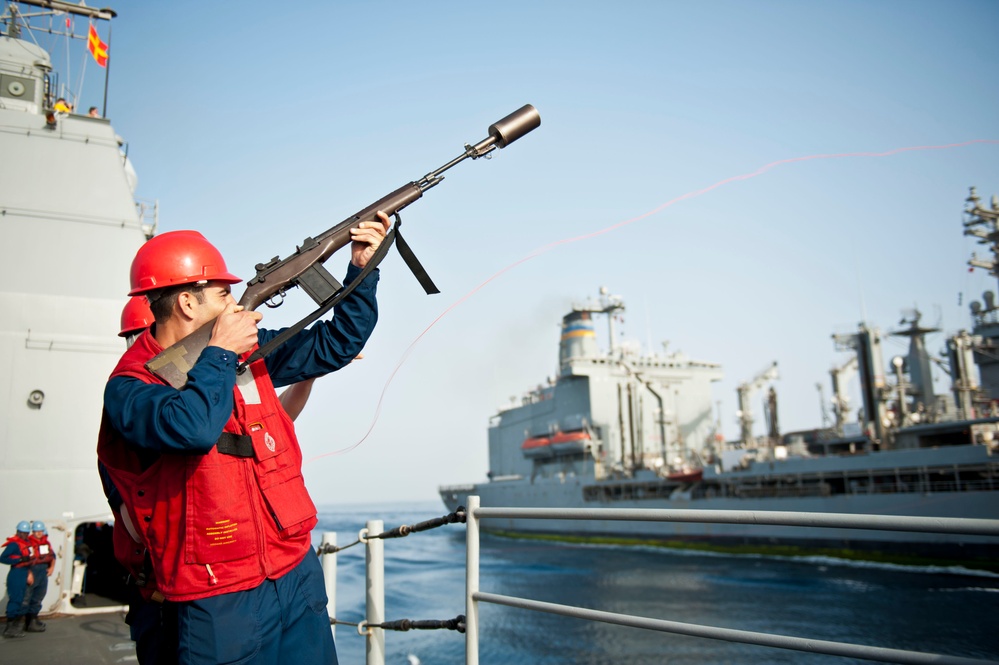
87, 24, 108, 68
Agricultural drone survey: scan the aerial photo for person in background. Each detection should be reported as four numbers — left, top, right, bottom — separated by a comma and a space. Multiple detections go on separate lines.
1, 521, 35, 639
88, 106, 100, 117
119, 295, 154, 348
23, 521, 56, 633
99, 216, 387, 664
53, 97, 72, 113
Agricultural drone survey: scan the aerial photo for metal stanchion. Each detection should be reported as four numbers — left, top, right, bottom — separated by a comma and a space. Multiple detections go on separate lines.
465, 496, 480, 665
320, 531, 337, 637
364, 520, 385, 665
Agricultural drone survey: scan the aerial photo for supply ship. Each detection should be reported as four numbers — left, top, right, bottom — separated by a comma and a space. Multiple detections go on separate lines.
440, 194, 999, 567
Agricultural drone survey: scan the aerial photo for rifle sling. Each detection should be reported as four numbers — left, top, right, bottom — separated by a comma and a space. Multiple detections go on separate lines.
237, 216, 435, 373
394, 223, 440, 295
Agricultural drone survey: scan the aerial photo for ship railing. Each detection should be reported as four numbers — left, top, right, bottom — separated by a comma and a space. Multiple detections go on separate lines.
319, 515, 469, 665
463, 496, 999, 665
134, 197, 158, 239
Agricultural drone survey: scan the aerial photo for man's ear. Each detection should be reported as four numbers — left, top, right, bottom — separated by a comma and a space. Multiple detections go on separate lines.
175, 291, 199, 322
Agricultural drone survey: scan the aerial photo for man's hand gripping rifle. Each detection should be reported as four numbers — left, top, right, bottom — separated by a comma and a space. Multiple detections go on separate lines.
145, 104, 541, 389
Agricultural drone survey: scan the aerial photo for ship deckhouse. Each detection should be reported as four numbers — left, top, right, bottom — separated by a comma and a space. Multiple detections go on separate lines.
488, 289, 723, 484
1, 1, 150, 614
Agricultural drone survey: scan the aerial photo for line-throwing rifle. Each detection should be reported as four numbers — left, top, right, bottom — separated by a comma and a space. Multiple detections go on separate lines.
146, 104, 541, 388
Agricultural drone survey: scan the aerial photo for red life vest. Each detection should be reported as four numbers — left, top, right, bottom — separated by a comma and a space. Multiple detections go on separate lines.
97, 329, 318, 602
28, 535, 55, 566
2, 535, 34, 567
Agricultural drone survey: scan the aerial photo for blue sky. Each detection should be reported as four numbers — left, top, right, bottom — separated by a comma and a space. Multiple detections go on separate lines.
53, 1, 999, 503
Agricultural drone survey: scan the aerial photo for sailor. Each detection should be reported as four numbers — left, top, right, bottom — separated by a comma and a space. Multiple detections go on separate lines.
114, 294, 318, 664
120, 294, 155, 346
1, 521, 35, 639
98, 217, 389, 665
111, 294, 329, 664
24, 521, 56, 633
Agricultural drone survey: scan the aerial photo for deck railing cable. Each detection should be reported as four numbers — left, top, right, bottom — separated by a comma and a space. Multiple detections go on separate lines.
318, 509, 469, 665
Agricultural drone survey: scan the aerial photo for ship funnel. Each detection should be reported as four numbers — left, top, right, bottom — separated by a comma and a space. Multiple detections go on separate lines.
559, 310, 599, 375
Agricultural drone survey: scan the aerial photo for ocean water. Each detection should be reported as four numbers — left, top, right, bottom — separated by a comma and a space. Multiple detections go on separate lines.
316, 502, 999, 665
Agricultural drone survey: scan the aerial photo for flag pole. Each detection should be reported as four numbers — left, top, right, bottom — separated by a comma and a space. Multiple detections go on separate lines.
101, 21, 112, 117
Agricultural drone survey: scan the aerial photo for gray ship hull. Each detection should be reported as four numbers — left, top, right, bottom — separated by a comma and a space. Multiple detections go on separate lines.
441, 479, 999, 546
442, 480, 998, 554
442, 442, 999, 564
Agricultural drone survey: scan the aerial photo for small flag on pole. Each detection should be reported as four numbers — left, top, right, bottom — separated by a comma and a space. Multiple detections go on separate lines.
87, 24, 108, 67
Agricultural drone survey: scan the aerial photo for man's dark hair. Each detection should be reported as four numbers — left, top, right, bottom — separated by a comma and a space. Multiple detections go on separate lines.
147, 284, 206, 323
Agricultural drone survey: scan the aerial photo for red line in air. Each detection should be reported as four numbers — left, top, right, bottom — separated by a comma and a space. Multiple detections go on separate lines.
304, 138, 998, 464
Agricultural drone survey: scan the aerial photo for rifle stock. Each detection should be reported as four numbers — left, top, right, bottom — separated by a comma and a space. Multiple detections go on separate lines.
146, 104, 541, 389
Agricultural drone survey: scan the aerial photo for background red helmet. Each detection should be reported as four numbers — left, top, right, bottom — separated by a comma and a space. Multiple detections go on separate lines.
119, 296, 154, 337
128, 230, 242, 296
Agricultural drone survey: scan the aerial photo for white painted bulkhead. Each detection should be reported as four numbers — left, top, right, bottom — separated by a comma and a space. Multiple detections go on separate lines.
1, 36, 148, 613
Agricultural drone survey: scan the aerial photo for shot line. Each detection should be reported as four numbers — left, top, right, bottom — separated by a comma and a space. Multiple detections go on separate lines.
305, 138, 998, 463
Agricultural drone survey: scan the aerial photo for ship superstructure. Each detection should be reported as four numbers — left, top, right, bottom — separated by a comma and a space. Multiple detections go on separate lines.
1, 1, 151, 614
488, 288, 722, 489
441, 192, 999, 567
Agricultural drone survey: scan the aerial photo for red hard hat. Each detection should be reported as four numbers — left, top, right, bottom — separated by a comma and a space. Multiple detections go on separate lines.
119, 296, 154, 337
128, 230, 241, 296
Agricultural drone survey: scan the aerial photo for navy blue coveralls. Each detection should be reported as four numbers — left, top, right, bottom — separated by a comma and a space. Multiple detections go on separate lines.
1, 539, 32, 621
25, 556, 49, 616
103, 264, 378, 665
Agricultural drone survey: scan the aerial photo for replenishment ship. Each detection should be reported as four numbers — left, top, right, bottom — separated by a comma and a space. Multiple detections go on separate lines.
441, 191, 999, 569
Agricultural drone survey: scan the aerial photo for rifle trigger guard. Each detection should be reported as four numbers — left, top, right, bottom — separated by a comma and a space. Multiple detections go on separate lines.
264, 292, 285, 309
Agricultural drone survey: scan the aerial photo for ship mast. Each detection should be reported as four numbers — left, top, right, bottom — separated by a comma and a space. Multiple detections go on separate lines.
2, 0, 117, 115
964, 187, 999, 285
887, 310, 940, 425
962, 187, 999, 405
597, 286, 624, 356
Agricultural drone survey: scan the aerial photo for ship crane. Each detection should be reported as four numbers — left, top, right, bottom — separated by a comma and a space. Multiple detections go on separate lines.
830, 355, 858, 434
736, 361, 779, 446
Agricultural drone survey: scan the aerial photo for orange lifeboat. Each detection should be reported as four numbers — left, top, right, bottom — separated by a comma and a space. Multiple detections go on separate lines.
550, 430, 590, 455
667, 468, 704, 483
521, 436, 553, 458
